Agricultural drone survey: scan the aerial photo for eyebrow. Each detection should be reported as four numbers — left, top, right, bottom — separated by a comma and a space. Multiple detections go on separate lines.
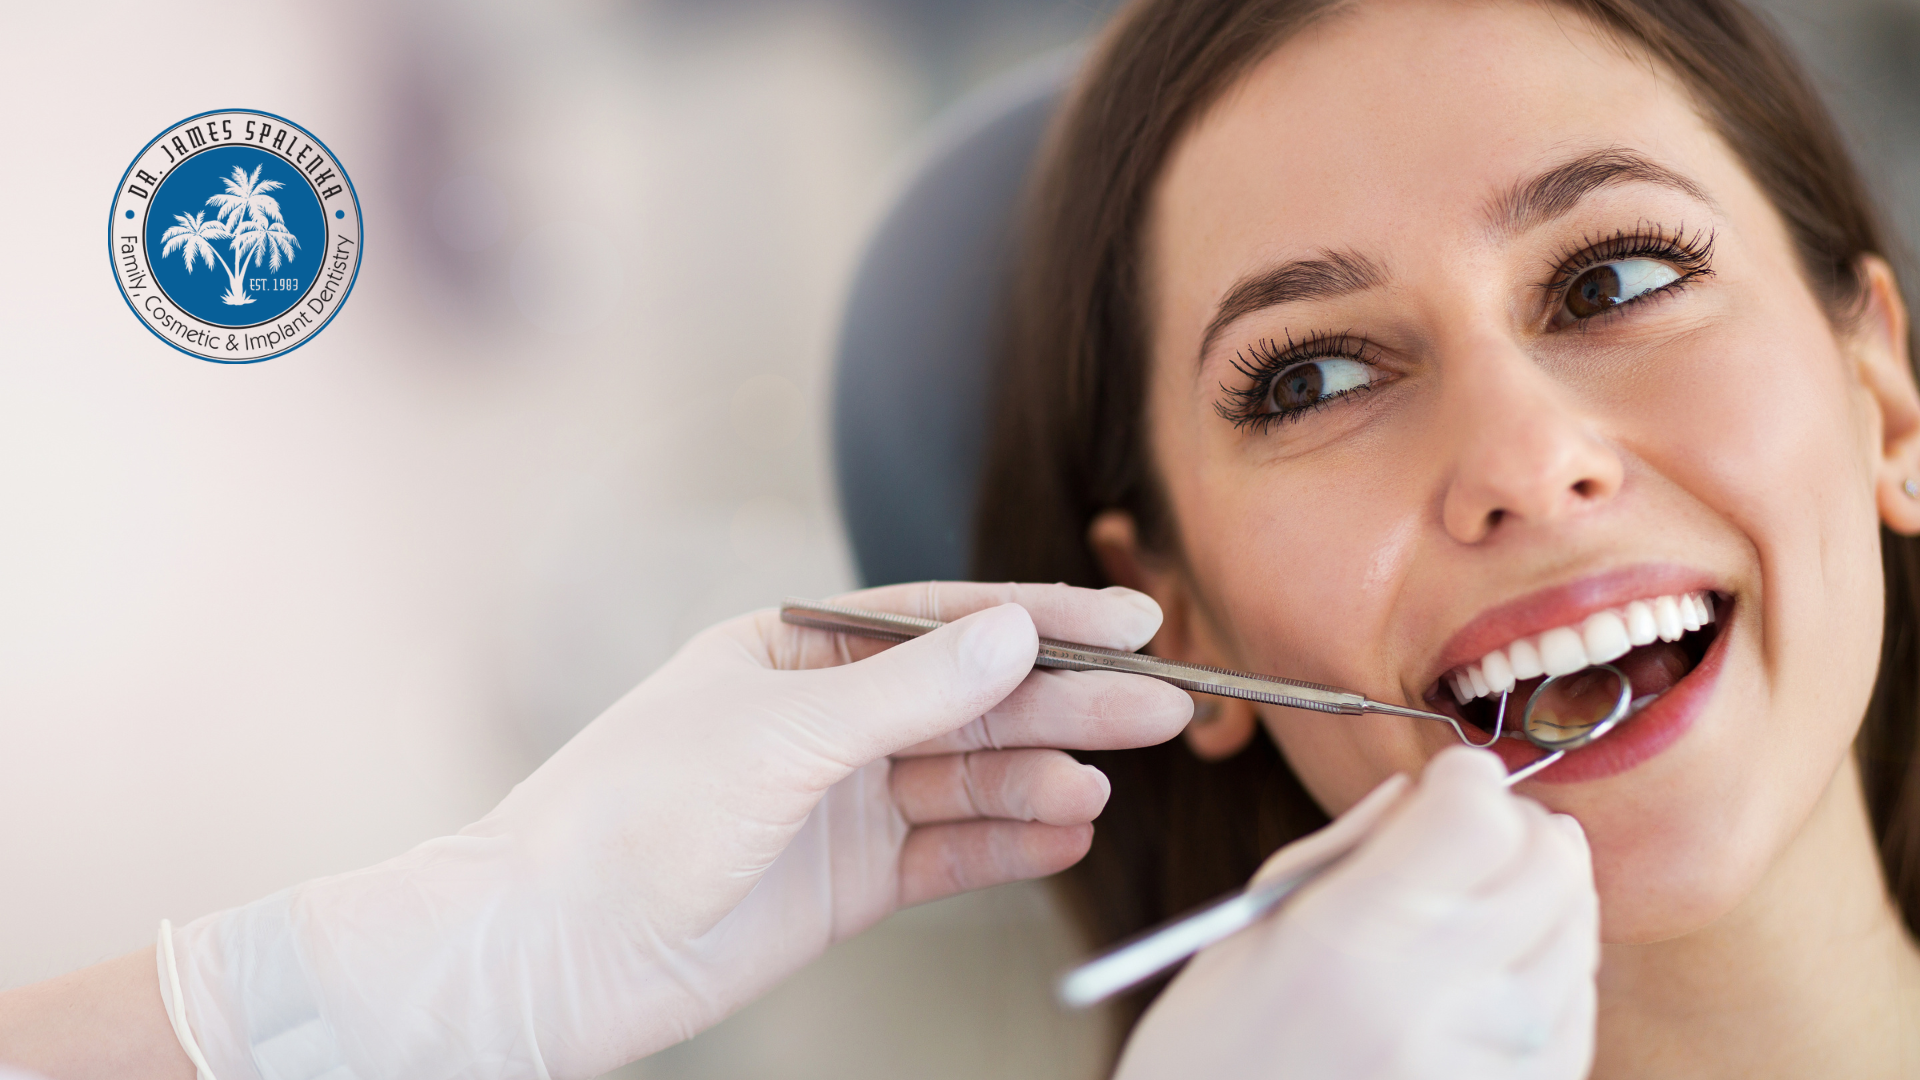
1488, 147, 1712, 234
1198, 248, 1386, 361
1196, 149, 1714, 363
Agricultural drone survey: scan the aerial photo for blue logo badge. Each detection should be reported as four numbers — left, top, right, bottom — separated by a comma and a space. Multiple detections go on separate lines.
110, 110, 362, 363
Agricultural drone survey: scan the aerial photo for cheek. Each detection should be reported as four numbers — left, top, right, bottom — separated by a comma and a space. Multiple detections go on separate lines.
1663, 329, 1872, 525
1179, 470, 1415, 663
1166, 451, 1434, 814
1639, 309, 1883, 699
1575, 307, 1886, 940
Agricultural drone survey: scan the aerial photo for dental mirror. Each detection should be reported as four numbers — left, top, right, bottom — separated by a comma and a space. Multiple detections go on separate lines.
1520, 661, 1633, 751
1497, 661, 1634, 784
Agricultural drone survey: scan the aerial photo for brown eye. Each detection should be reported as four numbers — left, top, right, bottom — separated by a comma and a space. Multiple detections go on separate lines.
1266, 358, 1373, 412
1565, 264, 1622, 318
1273, 363, 1324, 408
1561, 259, 1681, 321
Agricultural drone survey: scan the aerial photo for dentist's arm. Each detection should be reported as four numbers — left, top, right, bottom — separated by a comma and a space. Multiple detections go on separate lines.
0, 583, 1190, 1080
0, 951, 191, 1080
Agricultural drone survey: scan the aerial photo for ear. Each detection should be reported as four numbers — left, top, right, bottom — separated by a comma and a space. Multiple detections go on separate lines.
1853, 255, 1920, 536
1088, 509, 1258, 761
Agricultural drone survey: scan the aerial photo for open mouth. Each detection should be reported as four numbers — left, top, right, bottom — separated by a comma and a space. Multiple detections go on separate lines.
1425, 590, 1727, 741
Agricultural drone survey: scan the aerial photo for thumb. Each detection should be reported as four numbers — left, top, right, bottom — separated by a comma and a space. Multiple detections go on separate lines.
1249, 771, 1411, 889
1341, 746, 1525, 900
789, 603, 1039, 766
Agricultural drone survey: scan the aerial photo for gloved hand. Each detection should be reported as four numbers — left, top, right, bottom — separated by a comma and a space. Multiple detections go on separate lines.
1115, 747, 1599, 1080
171, 582, 1191, 1080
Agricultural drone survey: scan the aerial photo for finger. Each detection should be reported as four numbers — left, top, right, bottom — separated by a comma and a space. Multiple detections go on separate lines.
765, 582, 1164, 670
1509, 894, 1599, 1015
1438, 802, 1597, 970
1250, 771, 1412, 889
898, 820, 1094, 907
1502, 816, 1599, 985
1547, 809, 1593, 868
782, 603, 1039, 767
895, 668, 1191, 755
1446, 896, 1598, 1060
835, 581, 1163, 649
1331, 746, 1528, 906
1540, 937, 1601, 1079
891, 749, 1110, 826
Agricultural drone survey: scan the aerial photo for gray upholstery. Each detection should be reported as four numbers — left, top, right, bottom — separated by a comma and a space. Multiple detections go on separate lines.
831, 55, 1074, 587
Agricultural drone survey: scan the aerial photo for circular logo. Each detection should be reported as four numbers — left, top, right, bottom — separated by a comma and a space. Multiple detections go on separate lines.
109, 110, 362, 363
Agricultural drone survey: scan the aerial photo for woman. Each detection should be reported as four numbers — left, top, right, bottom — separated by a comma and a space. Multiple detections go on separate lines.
976, 0, 1920, 1074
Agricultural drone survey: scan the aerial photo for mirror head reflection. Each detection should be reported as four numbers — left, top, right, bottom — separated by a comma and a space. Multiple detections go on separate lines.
1520, 663, 1633, 752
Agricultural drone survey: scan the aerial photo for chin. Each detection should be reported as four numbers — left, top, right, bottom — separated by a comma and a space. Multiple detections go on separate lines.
1590, 827, 1777, 944
1579, 734, 1836, 945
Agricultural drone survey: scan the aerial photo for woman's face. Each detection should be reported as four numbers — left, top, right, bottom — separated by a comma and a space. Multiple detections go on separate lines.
1121, 0, 1920, 941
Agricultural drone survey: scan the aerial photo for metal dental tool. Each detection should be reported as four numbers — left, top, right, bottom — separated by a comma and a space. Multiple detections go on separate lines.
781, 598, 1484, 739
774, 598, 1635, 1009
1055, 663, 1633, 1009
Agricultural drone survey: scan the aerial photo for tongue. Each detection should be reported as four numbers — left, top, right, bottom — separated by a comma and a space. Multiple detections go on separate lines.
1612, 640, 1691, 700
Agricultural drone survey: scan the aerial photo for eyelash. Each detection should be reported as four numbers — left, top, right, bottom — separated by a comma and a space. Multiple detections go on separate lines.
1539, 223, 1717, 308
1216, 225, 1718, 432
1215, 330, 1379, 433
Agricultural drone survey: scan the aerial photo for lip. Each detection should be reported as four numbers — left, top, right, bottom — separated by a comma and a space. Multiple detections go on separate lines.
1422, 564, 1722, 694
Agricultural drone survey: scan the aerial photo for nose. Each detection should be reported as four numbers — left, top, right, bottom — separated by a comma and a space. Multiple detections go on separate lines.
1437, 334, 1624, 544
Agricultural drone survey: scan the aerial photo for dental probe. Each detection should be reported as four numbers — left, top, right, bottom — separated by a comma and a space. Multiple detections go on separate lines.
1055, 739, 1558, 1010
778, 597, 1461, 728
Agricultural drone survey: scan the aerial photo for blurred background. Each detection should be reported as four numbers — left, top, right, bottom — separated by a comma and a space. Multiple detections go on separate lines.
1, 1, 1917, 1077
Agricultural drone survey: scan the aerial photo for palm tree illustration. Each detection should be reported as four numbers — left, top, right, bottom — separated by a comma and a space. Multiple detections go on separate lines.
159, 211, 232, 280
231, 217, 300, 289
159, 165, 301, 306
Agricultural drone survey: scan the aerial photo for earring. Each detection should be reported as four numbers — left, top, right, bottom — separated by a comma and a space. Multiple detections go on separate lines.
1905, 478, 1919, 499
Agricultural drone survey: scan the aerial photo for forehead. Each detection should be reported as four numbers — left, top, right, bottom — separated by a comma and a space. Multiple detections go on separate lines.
1147, 0, 1727, 315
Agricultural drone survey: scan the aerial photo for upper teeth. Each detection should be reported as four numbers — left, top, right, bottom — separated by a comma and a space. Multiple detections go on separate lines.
1447, 591, 1716, 705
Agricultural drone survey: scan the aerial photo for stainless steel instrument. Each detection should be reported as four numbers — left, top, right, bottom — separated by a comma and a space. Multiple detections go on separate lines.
780, 596, 1459, 724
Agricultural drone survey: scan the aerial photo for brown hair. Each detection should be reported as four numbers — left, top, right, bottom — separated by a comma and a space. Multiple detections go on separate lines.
971, 0, 1920, 1027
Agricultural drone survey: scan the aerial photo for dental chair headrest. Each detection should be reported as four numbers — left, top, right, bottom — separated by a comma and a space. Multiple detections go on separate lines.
831, 55, 1074, 587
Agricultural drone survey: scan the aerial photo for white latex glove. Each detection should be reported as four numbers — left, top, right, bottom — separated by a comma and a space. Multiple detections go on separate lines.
1115, 747, 1599, 1080
172, 582, 1191, 1080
